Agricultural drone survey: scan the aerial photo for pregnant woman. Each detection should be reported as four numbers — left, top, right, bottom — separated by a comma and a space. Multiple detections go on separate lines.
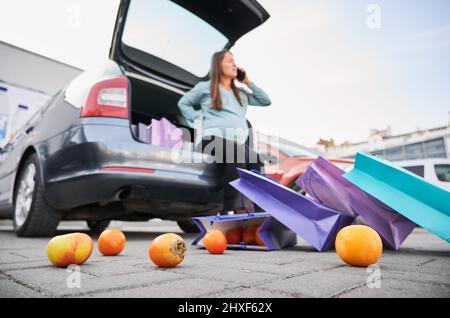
177, 50, 271, 215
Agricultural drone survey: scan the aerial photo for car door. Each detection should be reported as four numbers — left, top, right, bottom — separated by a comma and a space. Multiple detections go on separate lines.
109, 0, 270, 90
0, 108, 43, 212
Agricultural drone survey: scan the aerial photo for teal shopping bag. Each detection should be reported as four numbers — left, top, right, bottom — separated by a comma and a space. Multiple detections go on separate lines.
343, 153, 450, 243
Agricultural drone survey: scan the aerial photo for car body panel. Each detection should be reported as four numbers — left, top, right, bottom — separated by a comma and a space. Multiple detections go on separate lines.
0, 91, 223, 218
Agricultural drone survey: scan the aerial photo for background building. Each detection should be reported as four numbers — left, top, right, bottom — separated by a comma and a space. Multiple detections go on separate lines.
317, 113, 450, 161
0, 41, 82, 147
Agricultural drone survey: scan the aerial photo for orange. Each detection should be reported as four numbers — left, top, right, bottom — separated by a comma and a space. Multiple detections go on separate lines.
203, 230, 227, 254
149, 233, 186, 268
242, 226, 257, 245
98, 229, 126, 256
225, 228, 242, 245
335, 225, 383, 267
255, 226, 265, 246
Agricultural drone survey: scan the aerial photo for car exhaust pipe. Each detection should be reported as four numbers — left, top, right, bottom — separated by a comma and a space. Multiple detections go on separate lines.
114, 187, 132, 201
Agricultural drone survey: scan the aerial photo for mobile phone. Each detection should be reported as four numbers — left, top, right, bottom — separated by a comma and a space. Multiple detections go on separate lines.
237, 69, 246, 81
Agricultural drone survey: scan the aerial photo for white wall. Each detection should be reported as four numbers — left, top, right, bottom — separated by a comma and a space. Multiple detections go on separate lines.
0, 82, 50, 147
0, 42, 82, 148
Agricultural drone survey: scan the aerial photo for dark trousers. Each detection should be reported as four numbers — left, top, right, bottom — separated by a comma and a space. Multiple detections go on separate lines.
196, 135, 262, 213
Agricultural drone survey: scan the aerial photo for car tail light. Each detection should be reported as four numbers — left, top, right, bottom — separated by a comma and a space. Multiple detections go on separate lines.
80, 76, 129, 119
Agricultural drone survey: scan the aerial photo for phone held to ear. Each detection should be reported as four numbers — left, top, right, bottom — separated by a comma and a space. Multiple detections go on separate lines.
237, 69, 246, 82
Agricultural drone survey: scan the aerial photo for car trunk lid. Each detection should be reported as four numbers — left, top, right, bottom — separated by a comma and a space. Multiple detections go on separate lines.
109, 0, 270, 88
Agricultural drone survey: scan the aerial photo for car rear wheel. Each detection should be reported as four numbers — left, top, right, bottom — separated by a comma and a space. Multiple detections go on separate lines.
87, 220, 111, 233
177, 219, 199, 233
13, 154, 61, 237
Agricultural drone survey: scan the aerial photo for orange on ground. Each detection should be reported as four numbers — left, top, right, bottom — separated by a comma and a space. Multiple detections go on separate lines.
203, 230, 227, 254
149, 233, 186, 268
98, 229, 126, 256
335, 225, 383, 267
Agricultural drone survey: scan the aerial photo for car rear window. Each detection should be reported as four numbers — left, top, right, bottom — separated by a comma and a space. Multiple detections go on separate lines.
435, 164, 450, 182
402, 165, 425, 178
121, 0, 228, 77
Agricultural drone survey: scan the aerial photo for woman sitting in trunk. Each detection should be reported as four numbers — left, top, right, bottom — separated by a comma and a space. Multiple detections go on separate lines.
177, 50, 271, 215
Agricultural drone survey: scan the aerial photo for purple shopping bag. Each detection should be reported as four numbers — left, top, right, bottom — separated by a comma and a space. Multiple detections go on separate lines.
151, 117, 183, 149
138, 122, 152, 143
229, 168, 355, 252
192, 212, 297, 251
296, 156, 416, 250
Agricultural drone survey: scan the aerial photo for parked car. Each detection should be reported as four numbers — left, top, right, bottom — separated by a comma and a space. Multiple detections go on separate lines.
393, 158, 450, 191
258, 140, 354, 187
0, 0, 270, 236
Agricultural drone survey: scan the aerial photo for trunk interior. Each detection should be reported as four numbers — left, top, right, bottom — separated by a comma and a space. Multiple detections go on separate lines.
128, 76, 197, 149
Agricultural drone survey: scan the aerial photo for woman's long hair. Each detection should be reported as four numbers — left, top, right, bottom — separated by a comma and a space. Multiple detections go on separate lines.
210, 50, 243, 110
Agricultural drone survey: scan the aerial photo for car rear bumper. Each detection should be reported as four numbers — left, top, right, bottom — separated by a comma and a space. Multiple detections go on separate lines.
39, 118, 224, 211
44, 167, 223, 211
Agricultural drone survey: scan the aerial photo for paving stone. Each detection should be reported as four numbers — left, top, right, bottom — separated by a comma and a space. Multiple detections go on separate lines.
339, 279, 450, 298
0, 221, 448, 298
0, 275, 44, 298
91, 278, 239, 298
258, 267, 370, 298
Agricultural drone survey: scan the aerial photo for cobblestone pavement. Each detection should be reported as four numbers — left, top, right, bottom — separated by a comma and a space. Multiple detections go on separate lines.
0, 220, 449, 298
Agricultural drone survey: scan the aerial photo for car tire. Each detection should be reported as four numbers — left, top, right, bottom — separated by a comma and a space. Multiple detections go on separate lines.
177, 219, 199, 233
13, 154, 61, 237
87, 220, 111, 233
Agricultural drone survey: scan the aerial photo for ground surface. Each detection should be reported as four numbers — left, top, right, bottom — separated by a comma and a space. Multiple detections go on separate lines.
0, 220, 449, 298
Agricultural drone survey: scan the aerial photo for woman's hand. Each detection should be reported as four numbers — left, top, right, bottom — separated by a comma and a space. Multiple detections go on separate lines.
237, 67, 251, 85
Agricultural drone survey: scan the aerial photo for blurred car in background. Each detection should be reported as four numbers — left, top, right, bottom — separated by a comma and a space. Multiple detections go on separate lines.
394, 158, 450, 191
259, 136, 450, 193
257, 139, 354, 187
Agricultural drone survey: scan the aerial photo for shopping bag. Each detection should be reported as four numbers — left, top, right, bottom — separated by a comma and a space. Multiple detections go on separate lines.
192, 212, 297, 251
230, 168, 354, 251
297, 156, 416, 250
151, 117, 183, 149
138, 122, 152, 143
343, 153, 450, 243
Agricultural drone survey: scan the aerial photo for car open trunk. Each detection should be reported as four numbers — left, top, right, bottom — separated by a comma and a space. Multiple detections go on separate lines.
128, 75, 196, 147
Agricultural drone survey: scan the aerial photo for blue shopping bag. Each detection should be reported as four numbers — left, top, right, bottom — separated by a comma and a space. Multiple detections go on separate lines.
343, 153, 450, 243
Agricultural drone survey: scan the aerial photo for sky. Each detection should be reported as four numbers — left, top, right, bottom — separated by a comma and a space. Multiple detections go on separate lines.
0, 0, 449, 147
